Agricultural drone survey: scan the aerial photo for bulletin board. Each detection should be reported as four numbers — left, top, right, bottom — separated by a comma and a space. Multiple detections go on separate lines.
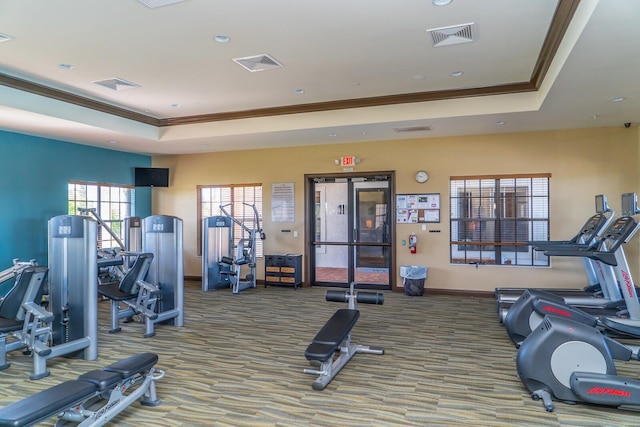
396, 193, 440, 223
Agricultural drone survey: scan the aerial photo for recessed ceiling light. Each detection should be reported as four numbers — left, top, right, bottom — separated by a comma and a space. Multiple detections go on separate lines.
328, 133, 337, 137
138, 0, 190, 9
433, 0, 452, 5
108, 140, 118, 144
58, 63, 75, 70
610, 97, 625, 102
450, 71, 464, 77
293, 89, 305, 94
171, 103, 181, 108
214, 35, 230, 43
496, 121, 505, 126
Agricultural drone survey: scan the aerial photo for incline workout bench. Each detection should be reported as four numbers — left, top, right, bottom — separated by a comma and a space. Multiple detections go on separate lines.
0, 352, 164, 427
304, 283, 384, 390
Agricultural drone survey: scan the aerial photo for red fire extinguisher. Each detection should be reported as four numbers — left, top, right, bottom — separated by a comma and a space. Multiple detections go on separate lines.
409, 233, 417, 254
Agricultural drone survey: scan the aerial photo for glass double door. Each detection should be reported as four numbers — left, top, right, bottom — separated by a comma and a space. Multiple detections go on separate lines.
308, 173, 393, 289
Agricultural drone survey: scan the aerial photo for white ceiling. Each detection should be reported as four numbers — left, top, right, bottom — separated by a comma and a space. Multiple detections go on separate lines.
0, 0, 638, 156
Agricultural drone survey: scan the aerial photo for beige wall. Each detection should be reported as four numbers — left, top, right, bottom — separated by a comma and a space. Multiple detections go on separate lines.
152, 126, 639, 293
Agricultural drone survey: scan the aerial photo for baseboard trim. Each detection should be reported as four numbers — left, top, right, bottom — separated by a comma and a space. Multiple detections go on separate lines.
424, 288, 494, 298
186, 276, 491, 298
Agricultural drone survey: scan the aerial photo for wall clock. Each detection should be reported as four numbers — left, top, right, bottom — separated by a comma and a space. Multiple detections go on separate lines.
415, 170, 429, 183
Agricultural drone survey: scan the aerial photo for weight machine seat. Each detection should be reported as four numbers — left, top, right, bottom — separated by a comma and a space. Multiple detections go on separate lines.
0, 267, 45, 334
0, 318, 22, 334
0, 352, 159, 427
305, 309, 360, 362
0, 268, 36, 320
98, 252, 154, 300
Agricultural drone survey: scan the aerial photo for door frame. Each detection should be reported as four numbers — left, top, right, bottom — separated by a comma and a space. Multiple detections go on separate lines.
304, 170, 396, 289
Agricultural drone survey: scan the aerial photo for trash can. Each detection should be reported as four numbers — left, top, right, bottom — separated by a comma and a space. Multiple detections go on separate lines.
400, 265, 427, 296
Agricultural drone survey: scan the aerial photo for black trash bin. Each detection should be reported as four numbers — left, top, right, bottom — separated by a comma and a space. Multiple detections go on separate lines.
400, 265, 427, 296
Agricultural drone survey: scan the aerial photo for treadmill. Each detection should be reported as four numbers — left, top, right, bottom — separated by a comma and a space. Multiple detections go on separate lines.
495, 195, 617, 310
506, 193, 640, 341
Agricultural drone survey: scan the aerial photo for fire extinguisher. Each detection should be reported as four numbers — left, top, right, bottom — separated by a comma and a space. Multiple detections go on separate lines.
409, 233, 418, 254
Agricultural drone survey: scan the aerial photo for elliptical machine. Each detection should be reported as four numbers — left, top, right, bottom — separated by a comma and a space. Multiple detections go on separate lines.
517, 314, 640, 412
219, 203, 266, 294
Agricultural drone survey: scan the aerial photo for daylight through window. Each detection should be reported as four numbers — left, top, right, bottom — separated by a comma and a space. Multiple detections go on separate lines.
449, 174, 550, 266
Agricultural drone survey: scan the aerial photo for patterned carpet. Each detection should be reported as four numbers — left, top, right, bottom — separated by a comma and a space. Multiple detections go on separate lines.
1, 282, 639, 426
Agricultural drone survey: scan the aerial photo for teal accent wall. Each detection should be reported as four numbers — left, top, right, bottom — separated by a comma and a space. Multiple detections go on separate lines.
0, 130, 151, 273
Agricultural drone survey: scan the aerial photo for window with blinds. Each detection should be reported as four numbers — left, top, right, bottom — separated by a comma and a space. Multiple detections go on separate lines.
196, 184, 263, 257
449, 174, 550, 266
68, 181, 135, 249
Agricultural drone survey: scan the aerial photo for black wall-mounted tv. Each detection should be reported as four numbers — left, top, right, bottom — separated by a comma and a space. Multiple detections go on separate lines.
134, 167, 169, 187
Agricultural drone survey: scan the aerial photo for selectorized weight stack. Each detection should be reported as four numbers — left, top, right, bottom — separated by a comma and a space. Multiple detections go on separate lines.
202, 215, 233, 291
44, 215, 99, 376
142, 215, 184, 329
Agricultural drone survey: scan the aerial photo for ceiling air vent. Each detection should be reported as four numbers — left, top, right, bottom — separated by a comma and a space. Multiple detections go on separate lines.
427, 23, 474, 47
93, 77, 140, 91
233, 54, 283, 72
393, 125, 432, 133
137, 0, 190, 8
0, 33, 14, 43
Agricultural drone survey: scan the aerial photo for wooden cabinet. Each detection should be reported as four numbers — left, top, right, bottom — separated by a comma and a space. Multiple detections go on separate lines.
264, 254, 302, 289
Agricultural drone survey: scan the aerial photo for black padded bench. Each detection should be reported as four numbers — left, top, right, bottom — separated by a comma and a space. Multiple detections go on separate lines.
303, 285, 385, 390
305, 309, 360, 362
0, 352, 162, 427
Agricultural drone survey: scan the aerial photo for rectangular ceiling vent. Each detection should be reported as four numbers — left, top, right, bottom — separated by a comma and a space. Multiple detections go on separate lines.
93, 77, 141, 91
0, 33, 14, 43
233, 54, 283, 72
393, 125, 432, 133
427, 23, 474, 47
137, 0, 190, 8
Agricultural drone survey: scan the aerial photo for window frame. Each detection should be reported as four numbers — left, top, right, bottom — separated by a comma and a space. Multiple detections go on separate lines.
68, 180, 135, 250
449, 173, 551, 267
196, 183, 263, 257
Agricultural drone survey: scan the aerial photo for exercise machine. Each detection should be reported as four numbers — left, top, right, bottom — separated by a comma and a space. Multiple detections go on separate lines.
141, 215, 184, 331
504, 193, 640, 344
201, 215, 234, 291
219, 203, 265, 294
0, 259, 39, 298
97, 252, 159, 337
303, 282, 384, 390
496, 195, 617, 320
4, 215, 99, 380
517, 314, 640, 412
36, 215, 99, 378
0, 352, 164, 426
79, 209, 144, 284
0, 263, 48, 372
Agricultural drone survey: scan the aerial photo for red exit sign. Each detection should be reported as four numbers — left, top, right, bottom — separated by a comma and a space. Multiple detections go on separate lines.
340, 156, 356, 167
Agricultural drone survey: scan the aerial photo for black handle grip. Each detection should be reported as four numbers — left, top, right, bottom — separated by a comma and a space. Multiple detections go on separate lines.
325, 290, 348, 302
325, 290, 384, 305
356, 292, 384, 305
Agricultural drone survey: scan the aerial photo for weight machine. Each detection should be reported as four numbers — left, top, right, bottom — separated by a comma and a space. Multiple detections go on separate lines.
78, 208, 142, 284
0, 259, 39, 298
201, 215, 234, 291
219, 203, 265, 294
